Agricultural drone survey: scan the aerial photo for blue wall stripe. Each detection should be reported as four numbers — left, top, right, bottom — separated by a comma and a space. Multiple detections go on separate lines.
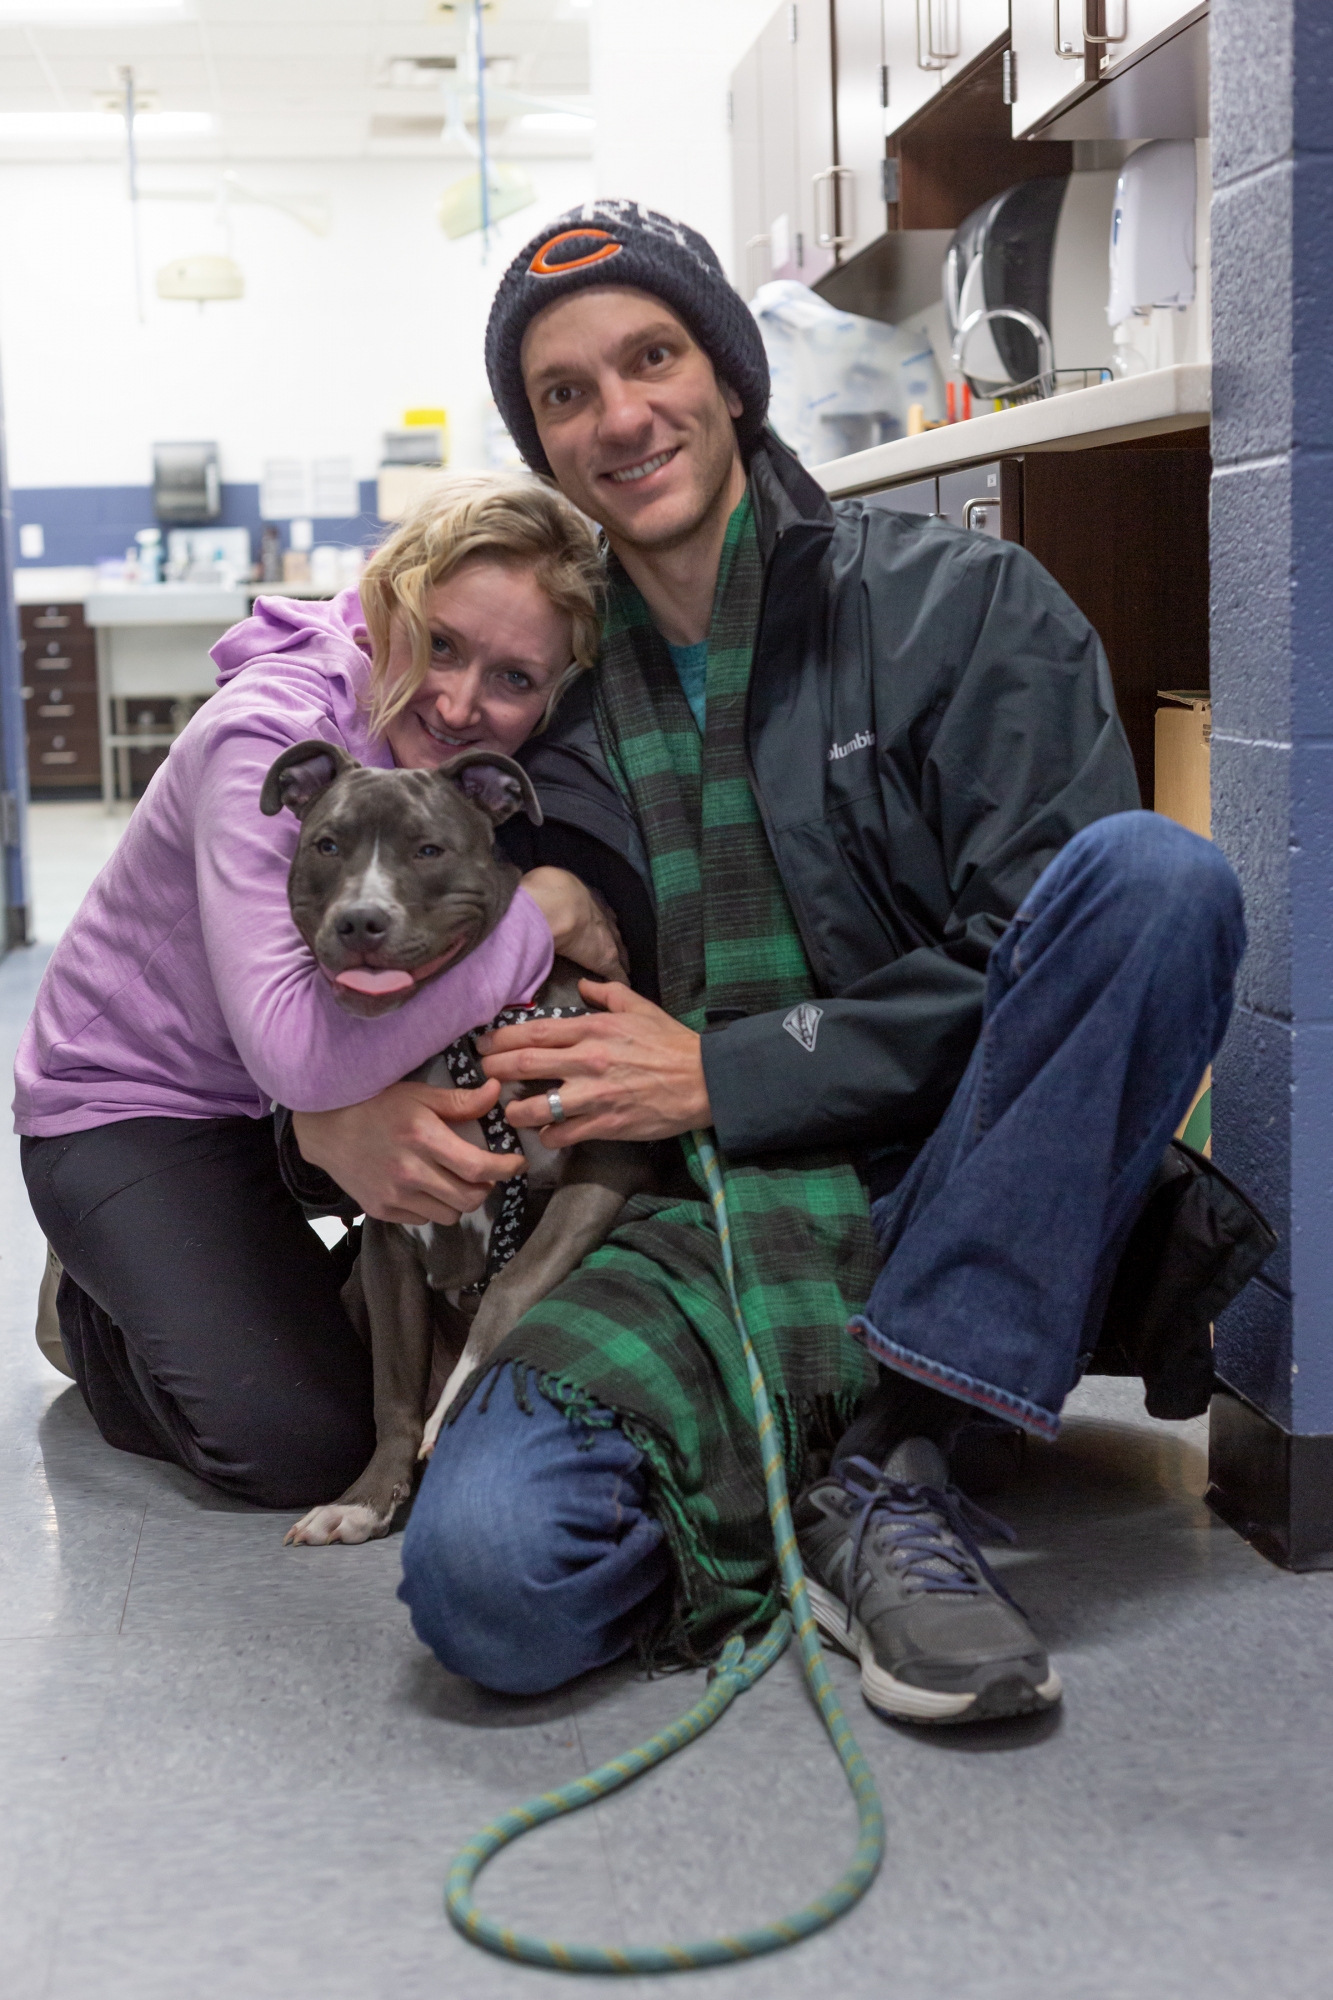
11, 480, 385, 567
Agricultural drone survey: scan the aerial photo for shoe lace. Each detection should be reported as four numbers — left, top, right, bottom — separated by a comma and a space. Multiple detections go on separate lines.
833, 1454, 1021, 1630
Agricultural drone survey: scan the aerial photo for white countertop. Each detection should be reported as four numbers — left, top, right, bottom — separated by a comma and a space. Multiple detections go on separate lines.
84, 584, 250, 627
812, 363, 1211, 497
14, 566, 96, 604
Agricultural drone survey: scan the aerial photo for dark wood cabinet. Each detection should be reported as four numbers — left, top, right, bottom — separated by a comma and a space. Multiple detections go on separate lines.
999, 430, 1211, 804
21, 602, 101, 795
884, 39, 1072, 233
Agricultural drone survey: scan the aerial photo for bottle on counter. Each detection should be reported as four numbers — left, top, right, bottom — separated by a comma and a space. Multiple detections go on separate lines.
135, 528, 164, 584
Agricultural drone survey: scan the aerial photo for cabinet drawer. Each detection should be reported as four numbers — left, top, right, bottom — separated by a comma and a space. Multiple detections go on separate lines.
24, 685, 99, 730
25, 634, 96, 684
29, 724, 100, 778
21, 601, 90, 639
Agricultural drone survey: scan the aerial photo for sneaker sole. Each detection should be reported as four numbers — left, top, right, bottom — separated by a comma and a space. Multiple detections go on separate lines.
804, 1577, 1063, 1726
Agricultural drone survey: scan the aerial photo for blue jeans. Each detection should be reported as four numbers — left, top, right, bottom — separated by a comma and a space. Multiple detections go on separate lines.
400, 811, 1244, 1693
856, 811, 1244, 1436
399, 1367, 670, 1695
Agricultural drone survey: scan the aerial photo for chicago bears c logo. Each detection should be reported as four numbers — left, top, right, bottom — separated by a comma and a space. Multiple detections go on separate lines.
528, 228, 624, 277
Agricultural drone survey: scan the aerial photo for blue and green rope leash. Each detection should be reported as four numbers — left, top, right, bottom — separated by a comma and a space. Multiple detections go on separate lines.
444, 1132, 886, 1973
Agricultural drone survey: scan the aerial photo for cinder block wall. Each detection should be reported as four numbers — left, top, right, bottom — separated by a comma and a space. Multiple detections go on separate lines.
1211, 0, 1333, 1436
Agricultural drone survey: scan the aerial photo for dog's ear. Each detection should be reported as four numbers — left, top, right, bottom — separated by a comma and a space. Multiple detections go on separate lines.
439, 750, 544, 828
260, 740, 358, 819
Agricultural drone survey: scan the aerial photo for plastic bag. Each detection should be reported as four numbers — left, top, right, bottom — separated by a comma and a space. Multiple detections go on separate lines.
749, 279, 946, 467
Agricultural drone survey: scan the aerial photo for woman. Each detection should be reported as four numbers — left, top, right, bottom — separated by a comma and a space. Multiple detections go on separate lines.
16, 473, 620, 1508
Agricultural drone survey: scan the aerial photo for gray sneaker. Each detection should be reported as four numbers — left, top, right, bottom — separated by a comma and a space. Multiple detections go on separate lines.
795, 1437, 1062, 1725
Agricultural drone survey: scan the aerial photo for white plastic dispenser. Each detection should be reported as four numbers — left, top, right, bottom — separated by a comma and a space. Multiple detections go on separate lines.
1107, 140, 1197, 328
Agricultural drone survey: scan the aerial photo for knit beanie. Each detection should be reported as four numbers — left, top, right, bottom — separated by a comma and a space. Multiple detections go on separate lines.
485, 199, 771, 476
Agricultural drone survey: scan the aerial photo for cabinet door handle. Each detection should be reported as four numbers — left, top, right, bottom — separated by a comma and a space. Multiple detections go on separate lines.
1053, 0, 1082, 58
812, 166, 854, 249
917, 0, 959, 70
1055, 0, 1128, 57
1082, 0, 1128, 45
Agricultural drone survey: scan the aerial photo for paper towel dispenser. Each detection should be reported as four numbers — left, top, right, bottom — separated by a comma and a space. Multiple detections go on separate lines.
1107, 140, 1197, 328
153, 442, 222, 526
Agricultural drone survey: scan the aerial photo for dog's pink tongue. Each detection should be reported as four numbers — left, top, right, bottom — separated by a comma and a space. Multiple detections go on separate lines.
334, 966, 416, 996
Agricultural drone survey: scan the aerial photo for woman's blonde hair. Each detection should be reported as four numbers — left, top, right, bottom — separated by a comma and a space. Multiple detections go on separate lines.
360, 470, 604, 740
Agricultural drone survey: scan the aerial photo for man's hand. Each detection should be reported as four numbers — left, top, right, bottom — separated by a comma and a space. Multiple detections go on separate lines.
477, 982, 710, 1147
291, 1079, 525, 1226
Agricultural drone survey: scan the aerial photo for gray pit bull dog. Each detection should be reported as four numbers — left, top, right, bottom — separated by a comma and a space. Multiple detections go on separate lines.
259, 737, 651, 1546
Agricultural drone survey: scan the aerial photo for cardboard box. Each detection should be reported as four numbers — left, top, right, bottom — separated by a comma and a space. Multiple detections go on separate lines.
1155, 691, 1211, 840
1156, 692, 1213, 1152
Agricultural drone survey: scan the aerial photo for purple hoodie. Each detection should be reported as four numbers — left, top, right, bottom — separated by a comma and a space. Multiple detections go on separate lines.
12, 588, 553, 1137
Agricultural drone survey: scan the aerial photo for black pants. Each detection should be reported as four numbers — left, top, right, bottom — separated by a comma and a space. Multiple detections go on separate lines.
22, 1116, 375, 1508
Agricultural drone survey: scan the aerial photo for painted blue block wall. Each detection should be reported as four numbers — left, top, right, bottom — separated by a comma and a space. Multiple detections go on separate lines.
0, 361, 28, 946
1211, 0, 1333, 1433
9, 481, 384, 568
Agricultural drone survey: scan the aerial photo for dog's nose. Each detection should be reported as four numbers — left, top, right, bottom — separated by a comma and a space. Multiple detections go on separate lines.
335, 905, 392, 948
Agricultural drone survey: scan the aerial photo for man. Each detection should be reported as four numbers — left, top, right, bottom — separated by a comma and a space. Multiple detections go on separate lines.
304, 203, 1247, 1725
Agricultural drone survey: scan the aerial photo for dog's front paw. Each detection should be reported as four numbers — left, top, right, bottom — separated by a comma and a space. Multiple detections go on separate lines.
284, 1501, 394, 1546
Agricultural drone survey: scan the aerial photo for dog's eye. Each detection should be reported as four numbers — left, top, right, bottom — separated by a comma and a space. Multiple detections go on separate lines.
415, 843, 444, 860
314, 837, 339, 856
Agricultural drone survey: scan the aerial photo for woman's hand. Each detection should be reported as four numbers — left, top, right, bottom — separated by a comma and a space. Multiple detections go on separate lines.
291, 1079, 525, 1226
478, 981, 711, 1147
521, 867, 628, 981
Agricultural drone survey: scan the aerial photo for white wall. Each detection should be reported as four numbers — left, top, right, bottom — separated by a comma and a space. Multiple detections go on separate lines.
590, 0, 779, 284
0, 155, 594, 490
0, 1, 787, 492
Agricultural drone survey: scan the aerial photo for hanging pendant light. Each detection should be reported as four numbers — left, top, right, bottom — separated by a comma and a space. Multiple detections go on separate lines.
156, 254, 244, 301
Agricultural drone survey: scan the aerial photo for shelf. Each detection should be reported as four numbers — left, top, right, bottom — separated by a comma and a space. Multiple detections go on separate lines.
811, 363, 1211, 497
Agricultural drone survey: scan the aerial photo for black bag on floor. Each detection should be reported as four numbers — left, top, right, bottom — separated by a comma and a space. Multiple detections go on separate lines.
1089, 1140, 1278, 1420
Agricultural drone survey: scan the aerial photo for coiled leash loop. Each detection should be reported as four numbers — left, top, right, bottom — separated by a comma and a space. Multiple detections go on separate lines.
444, 1132, 886, 1973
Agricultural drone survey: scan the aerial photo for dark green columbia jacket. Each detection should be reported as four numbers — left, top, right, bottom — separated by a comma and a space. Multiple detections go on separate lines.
280, 428, 1270, 1420
501, 430, 1140, 1170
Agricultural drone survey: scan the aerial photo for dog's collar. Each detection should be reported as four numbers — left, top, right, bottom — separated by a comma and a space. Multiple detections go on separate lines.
439, 998, 594, 1297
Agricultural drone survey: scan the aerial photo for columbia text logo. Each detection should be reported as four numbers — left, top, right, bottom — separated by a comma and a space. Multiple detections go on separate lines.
827, 730, 875, 762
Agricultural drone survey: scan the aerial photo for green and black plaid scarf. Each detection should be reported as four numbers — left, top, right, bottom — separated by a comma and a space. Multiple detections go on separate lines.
485, 494, 877, 1660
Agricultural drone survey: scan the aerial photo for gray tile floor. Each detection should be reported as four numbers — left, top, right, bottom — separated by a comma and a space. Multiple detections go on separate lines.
4, 936, 1332, 2000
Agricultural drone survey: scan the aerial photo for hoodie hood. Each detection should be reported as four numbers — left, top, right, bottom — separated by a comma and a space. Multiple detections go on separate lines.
208, 585, 387, 770
211, 584, 370, 689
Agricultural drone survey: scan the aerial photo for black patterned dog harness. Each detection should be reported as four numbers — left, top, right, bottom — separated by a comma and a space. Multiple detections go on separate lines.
439, 1000, 589, 1297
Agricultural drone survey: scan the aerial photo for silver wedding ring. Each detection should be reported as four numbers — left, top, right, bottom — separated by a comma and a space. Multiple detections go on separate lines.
546, 1091, 567, 1125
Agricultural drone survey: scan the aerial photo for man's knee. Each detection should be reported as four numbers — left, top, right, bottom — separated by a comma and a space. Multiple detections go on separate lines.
399, 1438, 582, 1695
1050, 810, 1244, 958
394, 1464, 548, 1696
398, 1370, 668, 1696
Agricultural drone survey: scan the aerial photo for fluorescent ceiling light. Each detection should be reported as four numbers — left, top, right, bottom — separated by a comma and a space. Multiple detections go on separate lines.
0, 112, 212, 137
513, 111, 594, 133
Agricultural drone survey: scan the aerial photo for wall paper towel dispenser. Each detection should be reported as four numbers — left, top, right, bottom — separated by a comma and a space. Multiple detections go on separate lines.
153, 442, 221, 526
1107, 140, 1197, 327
